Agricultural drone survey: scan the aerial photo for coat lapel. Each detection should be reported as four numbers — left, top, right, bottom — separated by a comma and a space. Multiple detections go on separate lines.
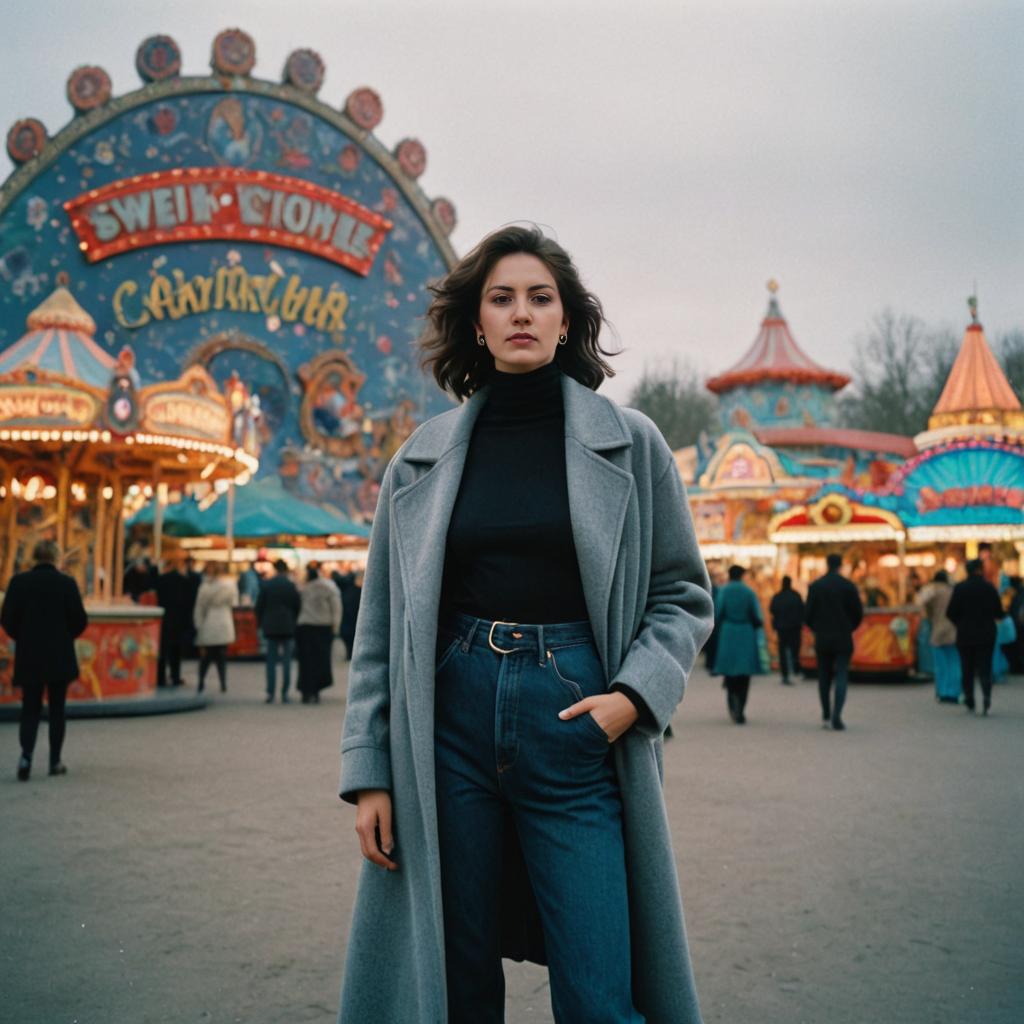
391, 375, 634, 688
391, 390, 487, 694
562, 376, 634, 675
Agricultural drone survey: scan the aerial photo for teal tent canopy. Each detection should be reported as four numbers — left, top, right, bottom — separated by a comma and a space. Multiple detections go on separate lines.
128, 478, 369, 539
126, 496, 207, 537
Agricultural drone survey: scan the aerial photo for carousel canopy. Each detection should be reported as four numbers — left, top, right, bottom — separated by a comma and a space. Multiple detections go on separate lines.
917, 299, 1024, 448
0, 286, 114, 388
706, 282, 850, 395
930, 302, 1021, 426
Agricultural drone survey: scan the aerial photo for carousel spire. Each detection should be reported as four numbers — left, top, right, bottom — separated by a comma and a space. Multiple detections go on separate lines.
706, 281, 850, 394
928, 297, 1022, 430
0, 281, 112, 388
25, 281, 97, 335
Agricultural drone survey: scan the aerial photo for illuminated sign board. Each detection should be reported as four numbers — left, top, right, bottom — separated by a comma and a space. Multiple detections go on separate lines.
917, 485, 1024, 513
0, 386, 99, 427
112, 264, 349, 331
65, 168, 393, 275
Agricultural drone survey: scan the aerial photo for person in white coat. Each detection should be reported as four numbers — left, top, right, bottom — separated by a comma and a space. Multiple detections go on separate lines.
193, 562, 237, 694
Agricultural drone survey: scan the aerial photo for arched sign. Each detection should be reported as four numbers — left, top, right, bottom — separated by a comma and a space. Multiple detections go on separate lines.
0, 30, 458, 521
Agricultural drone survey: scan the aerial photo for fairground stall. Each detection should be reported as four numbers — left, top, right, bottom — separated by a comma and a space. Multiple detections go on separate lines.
128, 475, 369, 656
0, 284, 258, 705
0, 28, 460, 703
767, 301, 1024, 675
683, 283, 915, 648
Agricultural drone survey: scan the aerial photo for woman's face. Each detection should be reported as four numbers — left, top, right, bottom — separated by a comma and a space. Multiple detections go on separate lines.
476, 252, 568, 374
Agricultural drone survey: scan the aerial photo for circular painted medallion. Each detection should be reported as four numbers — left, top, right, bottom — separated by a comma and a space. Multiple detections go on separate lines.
135, 35, 182, 82
284, 48, 325, 94
345, 88, 384, 131
66, 66, 112, 112
6, 119, 47, 163
394, 138, 427, 179
211, 29, 256, 76
431, 197, 458, 235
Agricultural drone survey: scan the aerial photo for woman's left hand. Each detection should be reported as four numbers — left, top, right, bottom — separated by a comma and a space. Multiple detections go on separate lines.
558, 691, 638, 743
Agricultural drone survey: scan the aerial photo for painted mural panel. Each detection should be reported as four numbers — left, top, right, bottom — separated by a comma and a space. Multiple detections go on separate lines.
0, 86, 455, 522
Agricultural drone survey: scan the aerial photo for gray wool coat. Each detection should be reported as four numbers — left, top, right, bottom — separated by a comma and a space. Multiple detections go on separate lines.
338, 373, 714, 1023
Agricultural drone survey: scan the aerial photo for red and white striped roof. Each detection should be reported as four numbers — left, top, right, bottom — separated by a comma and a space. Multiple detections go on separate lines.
706, 286, 850, 395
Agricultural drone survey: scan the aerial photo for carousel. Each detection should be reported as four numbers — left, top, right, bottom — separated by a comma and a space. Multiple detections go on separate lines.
685, 282, 914, 614
0, 283, 259, 706
768, 298, 1024, 675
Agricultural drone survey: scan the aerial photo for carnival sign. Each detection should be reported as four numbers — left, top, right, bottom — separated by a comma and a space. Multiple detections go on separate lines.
917, 484, 1024, 514
140, 365, 232, 444
64, 168, 393, 275
0, 385, 99, 428
112, 264, 349, 332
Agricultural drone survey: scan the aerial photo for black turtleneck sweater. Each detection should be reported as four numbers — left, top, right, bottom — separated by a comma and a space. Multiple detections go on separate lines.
439, 362, 651, 723
440, 361, 589, 623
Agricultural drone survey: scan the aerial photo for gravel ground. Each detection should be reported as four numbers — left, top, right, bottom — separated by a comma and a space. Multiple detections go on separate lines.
2, 653, 1021, 1024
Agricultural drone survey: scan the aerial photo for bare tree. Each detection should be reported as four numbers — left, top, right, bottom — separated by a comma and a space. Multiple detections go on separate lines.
627, 359, 718, 450
995, 329, 1024, 398
838, 310, 958, 436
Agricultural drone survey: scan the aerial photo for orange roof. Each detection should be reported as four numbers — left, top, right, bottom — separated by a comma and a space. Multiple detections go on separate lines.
706, 287, 850, 395
929, 316, 1022, 430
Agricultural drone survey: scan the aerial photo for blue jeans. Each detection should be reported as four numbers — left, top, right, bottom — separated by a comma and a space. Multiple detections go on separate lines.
816, 649, 850, 723
434, 613, 643, 1024
264, 636, 294, 697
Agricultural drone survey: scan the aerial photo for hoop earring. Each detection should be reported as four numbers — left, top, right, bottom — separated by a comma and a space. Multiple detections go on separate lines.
557, 334, 568, 346
477, 335, 487, 347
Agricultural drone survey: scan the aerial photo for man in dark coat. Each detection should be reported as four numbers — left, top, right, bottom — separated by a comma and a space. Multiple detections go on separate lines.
2, 539, 88, 780
255, 559, 301, 703
946, 558, 1004, 714
331, 563, 360, 660
1004, 576, 1024, 674
123, 557, 157, 603
701, 565, 722, 676
769, 575, 805, 685
805, 553, 864, 731
155, 556, 193, 687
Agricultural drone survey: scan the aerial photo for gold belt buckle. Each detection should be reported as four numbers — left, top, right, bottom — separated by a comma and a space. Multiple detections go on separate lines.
488, 620, 519, 654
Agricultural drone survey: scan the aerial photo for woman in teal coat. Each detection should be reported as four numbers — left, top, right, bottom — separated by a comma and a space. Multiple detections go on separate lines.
713, 565, 764, 723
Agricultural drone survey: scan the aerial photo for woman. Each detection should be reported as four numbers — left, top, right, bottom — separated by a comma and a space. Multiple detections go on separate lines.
338, 226, 714, 1023
915, 569, 960, 702
296, 563, 342, 703
193, 562, 236, 694
712, 564, 763, 724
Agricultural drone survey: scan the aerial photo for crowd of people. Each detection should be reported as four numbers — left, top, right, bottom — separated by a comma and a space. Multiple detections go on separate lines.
705, 552, 1023, 728
123, 551, 363, 703
5, 529, 1020, 781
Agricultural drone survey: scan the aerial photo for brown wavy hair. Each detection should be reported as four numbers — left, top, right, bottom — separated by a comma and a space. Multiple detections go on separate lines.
419, 225, 616, 398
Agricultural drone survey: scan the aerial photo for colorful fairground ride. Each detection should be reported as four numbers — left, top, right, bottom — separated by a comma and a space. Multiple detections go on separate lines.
1, 28, 459, 535
684, 281, 915, 592
766, 298, 1023, 675
0, 282, 259, 706
772, 298, 1024, 568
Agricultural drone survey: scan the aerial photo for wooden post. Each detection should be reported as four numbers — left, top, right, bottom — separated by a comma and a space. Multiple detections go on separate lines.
226, 481, 236, 571
56, 464, 70, 556
92, 477, 107, 602
154, 479, 167, 565
1, 477, 18, 587
897, 534, 907, 605
112, 478, 125, 600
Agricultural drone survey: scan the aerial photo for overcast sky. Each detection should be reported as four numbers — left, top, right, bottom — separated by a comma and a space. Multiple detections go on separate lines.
2, 0, 1021, 403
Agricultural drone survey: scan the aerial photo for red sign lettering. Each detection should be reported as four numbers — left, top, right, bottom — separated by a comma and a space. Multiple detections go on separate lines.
64, 168, 393, 276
